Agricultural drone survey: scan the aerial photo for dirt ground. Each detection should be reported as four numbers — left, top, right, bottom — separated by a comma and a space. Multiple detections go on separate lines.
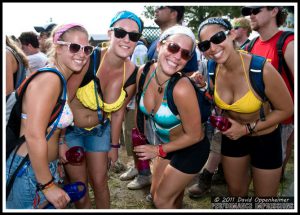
82, 145, 295, 210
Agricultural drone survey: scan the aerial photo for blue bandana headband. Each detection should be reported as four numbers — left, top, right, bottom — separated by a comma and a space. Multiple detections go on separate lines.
109, 11, 143, 33
198, 17, 232, 38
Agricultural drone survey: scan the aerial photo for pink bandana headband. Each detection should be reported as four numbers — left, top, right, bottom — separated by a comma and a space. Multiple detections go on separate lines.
53, 23, 84, 43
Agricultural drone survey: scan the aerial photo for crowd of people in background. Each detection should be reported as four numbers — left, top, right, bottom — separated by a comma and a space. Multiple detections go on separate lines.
5, 5, 294, 210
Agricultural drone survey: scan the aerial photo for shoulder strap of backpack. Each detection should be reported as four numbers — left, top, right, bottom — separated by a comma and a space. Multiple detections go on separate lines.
245, 36, 259, 52
277, 31, 294, 92
207, 59, 217, 85
166, 72, 184, 116
136, 60, 155, 133
124, 66, 139, 89
249, 54, 267, 121
249, 54, 267, 100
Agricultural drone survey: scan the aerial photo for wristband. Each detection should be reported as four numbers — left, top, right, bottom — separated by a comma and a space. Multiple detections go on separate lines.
111, 144, 121, 148
36, 176, 55, 191
158, 144, 167, 158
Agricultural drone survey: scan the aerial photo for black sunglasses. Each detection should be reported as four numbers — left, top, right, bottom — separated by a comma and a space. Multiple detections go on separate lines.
242, 7, 263, 16
234, 26, 241, 30
162, 40, 192, 61
111, 27, 142, 42
56, 41, 94, 56
198, 31, 229, 52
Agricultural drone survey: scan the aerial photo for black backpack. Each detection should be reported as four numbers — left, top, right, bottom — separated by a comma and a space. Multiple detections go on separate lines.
245, 31, 294, 94
6, 67, 67, 198
136, 60, 213, 133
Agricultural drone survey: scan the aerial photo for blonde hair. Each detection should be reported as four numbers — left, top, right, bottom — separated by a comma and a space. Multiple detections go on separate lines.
47, 25, 89, 64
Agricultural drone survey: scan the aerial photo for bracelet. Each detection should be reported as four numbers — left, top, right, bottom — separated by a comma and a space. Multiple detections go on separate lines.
42, 181, 56, 194
251, 119, 259, 132
246, 123, 253, 135
245, 125, 249, 135
36, 176, 55, 191
199, 82, 208, 92
111, 144, 121, 148
158, 144, 167, 158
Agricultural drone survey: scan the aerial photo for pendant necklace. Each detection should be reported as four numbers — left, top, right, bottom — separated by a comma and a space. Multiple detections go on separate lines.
154, 69, 169, 94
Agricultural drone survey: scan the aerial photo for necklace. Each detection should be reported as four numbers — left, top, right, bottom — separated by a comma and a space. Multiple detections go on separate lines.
154, 69, 169, 94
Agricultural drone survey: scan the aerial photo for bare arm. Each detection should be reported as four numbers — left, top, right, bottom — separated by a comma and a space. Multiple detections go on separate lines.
23, 73, 70, 208
6, 50, 18, 95
252, 62, 293, 132
284, 40, 294, 76
163, 77, 203, 153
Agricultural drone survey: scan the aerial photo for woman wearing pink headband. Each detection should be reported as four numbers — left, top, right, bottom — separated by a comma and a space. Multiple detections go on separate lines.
6, 23, 91, 209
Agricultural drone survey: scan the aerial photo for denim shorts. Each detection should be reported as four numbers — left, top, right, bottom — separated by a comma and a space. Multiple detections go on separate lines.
6, 152, 59, 209
65, 120, 111, 152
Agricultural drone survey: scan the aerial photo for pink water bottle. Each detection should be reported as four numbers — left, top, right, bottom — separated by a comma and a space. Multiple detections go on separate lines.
132, 128, 150, 172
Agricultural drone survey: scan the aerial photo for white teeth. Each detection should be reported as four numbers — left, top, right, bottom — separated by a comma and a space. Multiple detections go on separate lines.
120, 45, 130, 49
214, 50, 223, 59
167, 60, 177, 68
74, 60, 83, 64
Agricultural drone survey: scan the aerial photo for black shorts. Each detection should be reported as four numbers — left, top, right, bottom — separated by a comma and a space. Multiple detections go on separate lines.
221, 127, 282, 169
165, 136, 210, 174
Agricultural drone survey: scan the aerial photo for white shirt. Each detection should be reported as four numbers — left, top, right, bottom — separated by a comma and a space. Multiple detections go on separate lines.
27, 52, 48, 75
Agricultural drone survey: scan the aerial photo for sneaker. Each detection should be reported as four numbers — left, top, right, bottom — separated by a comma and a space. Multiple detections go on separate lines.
145, 193, 153, 203
188, 168, 213, 198
127, 174, 151, 190
120, 167, 138, 181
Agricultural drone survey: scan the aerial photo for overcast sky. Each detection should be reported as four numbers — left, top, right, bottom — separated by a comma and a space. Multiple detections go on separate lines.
3, 2, 297, 37
3, 2, 157, 37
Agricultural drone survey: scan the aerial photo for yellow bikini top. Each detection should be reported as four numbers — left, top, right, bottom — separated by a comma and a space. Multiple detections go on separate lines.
214, 52, 263, 113
76, 51, 127, 115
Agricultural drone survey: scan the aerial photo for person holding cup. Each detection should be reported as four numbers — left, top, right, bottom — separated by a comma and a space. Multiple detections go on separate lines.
197, 17, 293, 197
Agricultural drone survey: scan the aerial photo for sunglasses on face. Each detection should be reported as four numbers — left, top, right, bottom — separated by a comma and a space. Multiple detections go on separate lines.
234, 26, 241, 30
242, 7, 263, 16
110, 27, 141, 42
198, 30, 229, 52
162, 40, 192, 61
56, 41, 94, 56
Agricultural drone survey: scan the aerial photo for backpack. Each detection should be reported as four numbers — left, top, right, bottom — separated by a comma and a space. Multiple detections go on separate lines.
6, 67, 67, 198
245, 31, 294, 93
208, 54, 267, 120
136, 60, 213, 133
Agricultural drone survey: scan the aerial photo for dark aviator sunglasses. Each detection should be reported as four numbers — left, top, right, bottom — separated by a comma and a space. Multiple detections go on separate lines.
56, 41, 94, 56
198, 30, 229, 52
242, 7, 263, 16
162, 40, 192, 61
111, 27, 142, 42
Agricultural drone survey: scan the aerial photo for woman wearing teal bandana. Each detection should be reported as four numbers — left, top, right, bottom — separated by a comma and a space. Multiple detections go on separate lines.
61, 10, 142, 208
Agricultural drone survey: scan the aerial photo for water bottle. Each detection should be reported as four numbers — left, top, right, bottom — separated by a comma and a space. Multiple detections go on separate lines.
131, 128, 150, 173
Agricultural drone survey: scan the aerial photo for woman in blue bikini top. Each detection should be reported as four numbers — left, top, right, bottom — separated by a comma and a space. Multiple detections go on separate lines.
134, 25, 207, 208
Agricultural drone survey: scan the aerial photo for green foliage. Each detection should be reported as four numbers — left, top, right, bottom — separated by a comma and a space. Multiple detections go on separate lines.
143, 6, 244, 34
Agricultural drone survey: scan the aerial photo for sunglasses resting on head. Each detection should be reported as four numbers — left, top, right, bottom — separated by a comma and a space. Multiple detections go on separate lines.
110, 27, 142, 42
56, 41, 94, 56
162, 40, 192, 61
198, 30, 229, 52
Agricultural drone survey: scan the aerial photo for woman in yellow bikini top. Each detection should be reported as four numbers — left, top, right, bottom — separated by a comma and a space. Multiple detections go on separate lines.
198, 16, 293, 199
76, 50, 137, 118
63, 10, 142, 209
214, 51, 263, 114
